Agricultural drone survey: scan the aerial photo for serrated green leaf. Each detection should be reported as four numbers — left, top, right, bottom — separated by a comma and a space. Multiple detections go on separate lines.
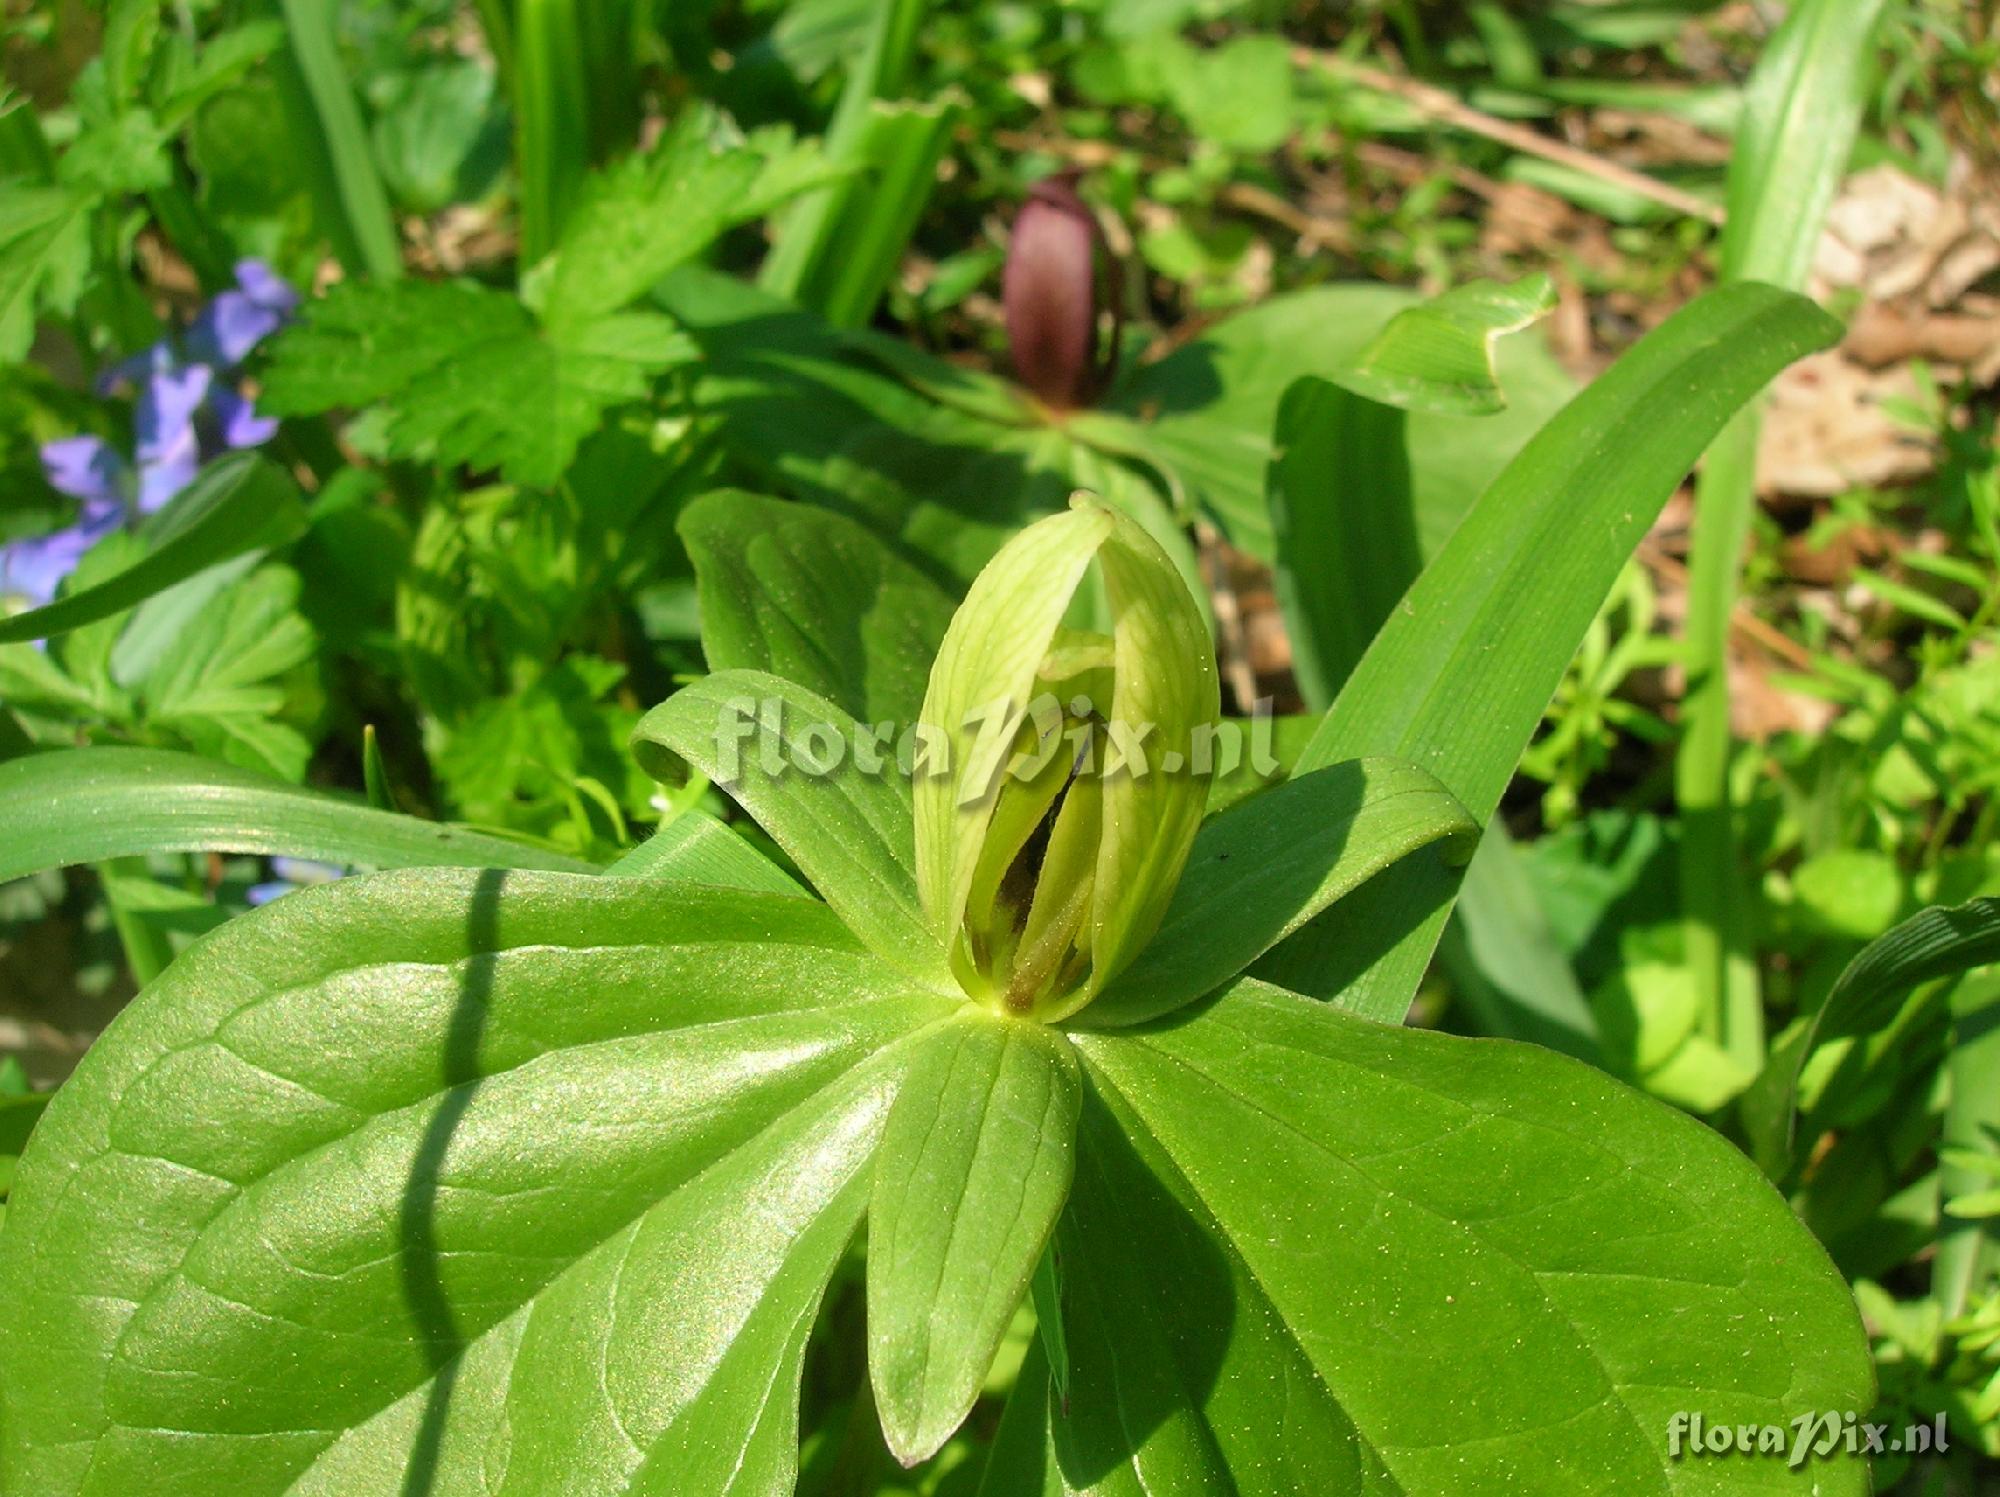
0, 746, 596, 879
152, 20, 287, 129
260, 281, 695, 487
543, 114, 839, 332
1088, 757, 1477, 1027
633, 669, 946, 985
134, 563, 317, 780
0, 869, 952, 1495
869, 1012, 1079, 1465
57, 108, 171, 194
680, 490, 957, 724
0, 185, 93, 364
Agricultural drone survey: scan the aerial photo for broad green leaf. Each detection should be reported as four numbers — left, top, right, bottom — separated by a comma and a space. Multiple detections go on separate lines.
1443, 827, 1601, 1060
680, 489, 956, 724
1055, 978, 1874, 1493
1745, 898, 2000, 1177
1051, 1083, 1393, 1495
0, 454, 305, 645
0, 869, 953, 1495
1088, 758, 1476, 1028
1159, 34, 1293, 152
1338, 274, 1558, 416
869, 1012, 1079, 1464
260, 280, 695, 487
0, 746, 597, 879
633, 669, 946, 984
977, 1340, 1064, 1497
1266, 302, 1594, 1058
1273, 283, 1843, 1022
605, 806, 805, 895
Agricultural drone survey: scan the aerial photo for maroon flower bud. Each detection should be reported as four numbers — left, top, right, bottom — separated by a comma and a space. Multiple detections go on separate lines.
1003, 175, 1121, 411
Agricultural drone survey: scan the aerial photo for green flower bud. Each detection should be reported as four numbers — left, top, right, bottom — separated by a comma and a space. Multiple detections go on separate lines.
915, 497, 1219, 1023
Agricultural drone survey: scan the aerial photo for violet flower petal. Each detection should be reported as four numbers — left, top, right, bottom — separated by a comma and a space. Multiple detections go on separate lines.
188, 262, 299, 367
186, 292, 282, 368
212, 386, 281, 450
0, 497, 124, 607
136, 364, 213, 466
40, 435, 129, 506
95, 339, 177, 397
137, 441, 199, 514
235, 259, 300, 315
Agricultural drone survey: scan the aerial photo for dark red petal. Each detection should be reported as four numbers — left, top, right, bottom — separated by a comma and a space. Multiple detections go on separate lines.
1004, 178, 1103, 410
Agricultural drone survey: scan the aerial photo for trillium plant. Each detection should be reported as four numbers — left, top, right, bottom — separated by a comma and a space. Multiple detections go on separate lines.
1, 257, 1892, 1491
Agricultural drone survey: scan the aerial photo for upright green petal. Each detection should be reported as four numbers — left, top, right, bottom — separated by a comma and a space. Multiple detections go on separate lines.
915, 504, 1112, 945
917, 497, 1218, 1022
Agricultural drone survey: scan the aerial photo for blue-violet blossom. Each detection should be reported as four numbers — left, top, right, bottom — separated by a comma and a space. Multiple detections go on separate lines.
0, 260, 297, 610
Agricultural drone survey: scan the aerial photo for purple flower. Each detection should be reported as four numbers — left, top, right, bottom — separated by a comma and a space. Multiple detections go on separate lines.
41, 435, 129, 506
1004, 176, 1121, 411
246, 857, 345, 906
0, 494, 123, 608
95, 339, 177, 398
211, 386, 280, 450
188, 260, 300, 369
15, 264, 297, 610
135, 364, 212, 513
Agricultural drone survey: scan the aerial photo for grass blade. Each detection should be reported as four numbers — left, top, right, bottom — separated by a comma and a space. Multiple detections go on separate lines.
759, 0, 927, 308
1677, 0, 1890, 1071
513, 0, 592, 264
264, 0, 402, 281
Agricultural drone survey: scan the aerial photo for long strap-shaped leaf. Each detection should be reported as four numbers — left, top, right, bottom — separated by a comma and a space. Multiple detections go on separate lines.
633, 668, 948, 985
1087, 757, 1476, 1027
1677, 0, 1891, 1071
1272, 283, 1841, 1022
0, 745, 596, 878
